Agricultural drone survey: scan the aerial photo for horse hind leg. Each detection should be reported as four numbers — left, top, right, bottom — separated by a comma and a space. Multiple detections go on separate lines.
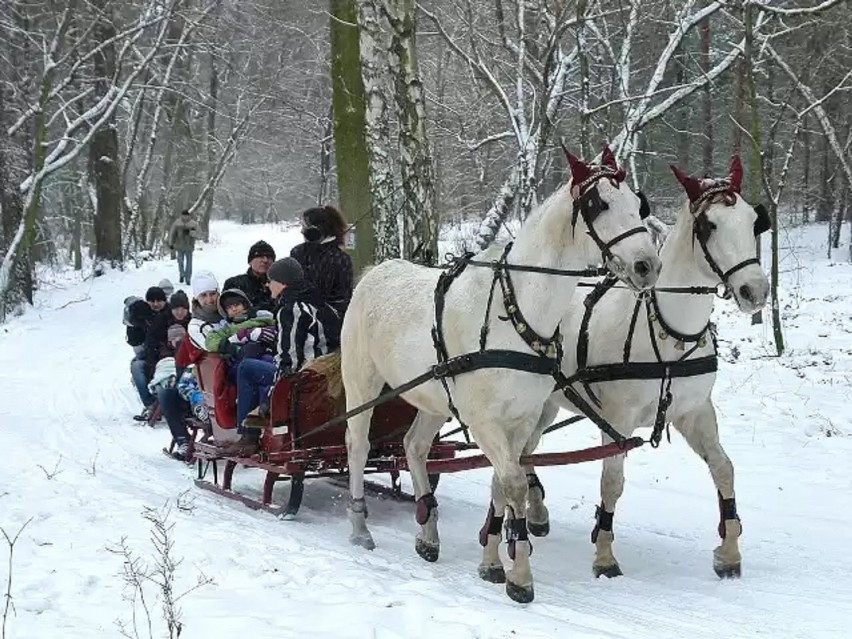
592, 439, 628, 578
403, 412, 446, 562
343, 351, 384, 551
673, 399, 742, 579
478, 473, 506, 584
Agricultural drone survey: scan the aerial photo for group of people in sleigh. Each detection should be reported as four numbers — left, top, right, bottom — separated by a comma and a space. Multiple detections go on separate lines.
122, 205, 354, 461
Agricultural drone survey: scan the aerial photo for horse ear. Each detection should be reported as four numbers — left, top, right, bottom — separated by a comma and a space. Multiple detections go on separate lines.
670, 164, 703, 202
753, 203, 771, 236
728, 154, 743, 193
564, 145, 591, 186
637, 191, 651, 219
601, 145, 618, 170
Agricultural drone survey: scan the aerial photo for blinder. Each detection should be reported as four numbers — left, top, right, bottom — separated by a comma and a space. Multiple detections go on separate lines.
637, 191, 651, 220
693, 212, 714, 245
753, 203, 771, 236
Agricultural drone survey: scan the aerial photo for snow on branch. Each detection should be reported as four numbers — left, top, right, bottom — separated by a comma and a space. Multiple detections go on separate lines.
755, 0, 846, 16
765, 42, 852, 190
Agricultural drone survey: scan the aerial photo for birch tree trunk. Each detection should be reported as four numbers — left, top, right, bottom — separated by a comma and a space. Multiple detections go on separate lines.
358, 0, 400, 261
385, 0, 437, 264
89, 1, 123, 265
200, 41, 220, 241
744, 0, 763, 325
330, 0, 374, 272
700, 15, 713, 175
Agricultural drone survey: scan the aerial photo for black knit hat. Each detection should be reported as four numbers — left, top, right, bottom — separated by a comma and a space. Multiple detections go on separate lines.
267, 257, 304, 288
145, 286, 167, 302
169, 290, 190, 310
247, 240, 276, 263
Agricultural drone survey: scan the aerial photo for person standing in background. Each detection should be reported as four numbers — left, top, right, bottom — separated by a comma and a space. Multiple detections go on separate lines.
168, 209, 199, 284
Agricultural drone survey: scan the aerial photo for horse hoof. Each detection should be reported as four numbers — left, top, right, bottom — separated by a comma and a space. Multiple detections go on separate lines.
478, 564, 506, 584
350, 534, 376, 551
528, 520, 550, 537
714, 562, 741, 579
505, 580, 534, 604
593, 563, 623, 579
415, 538, 439, 563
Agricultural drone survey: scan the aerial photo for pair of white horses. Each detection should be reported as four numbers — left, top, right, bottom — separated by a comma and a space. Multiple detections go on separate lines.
340, 147, 769, 604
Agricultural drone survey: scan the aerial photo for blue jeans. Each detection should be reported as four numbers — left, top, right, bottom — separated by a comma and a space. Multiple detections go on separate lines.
236, 359, 276, 432
158, 386, 190, 444
130, 358, 154, 408
177, 250, 193, 283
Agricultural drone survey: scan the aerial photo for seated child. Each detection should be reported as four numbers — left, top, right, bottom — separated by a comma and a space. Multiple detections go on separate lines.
204, 288, 276, 365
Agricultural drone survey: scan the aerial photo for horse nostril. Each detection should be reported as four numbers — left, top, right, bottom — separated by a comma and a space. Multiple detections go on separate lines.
739, 285, 754, 304
634, 260, 651, 278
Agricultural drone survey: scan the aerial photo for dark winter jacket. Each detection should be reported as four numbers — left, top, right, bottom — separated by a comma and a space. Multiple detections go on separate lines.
125, 299, 168, 347
290, 239, 353, 316
270, 282, 341, 387
143, 311, 191, 378
223, 269, 274, 312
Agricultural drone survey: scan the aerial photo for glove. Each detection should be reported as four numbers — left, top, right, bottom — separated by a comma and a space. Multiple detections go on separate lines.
217, 340, 241, 360
236, 326, 278, 346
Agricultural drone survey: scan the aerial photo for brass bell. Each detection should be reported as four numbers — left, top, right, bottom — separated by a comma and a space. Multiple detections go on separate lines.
517, 323, 527, 333
546, 344, 557, 357
531, 340, 541, 352
658, 330, 668, 340
674, 340, 685, 351
508, 305, 517, 314
648, 313, 657, 322
699, 337, 707, 347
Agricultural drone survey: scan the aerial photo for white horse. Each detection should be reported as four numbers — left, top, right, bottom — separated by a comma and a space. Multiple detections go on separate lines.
341, 147, 661, 603
477, 154, 770, 584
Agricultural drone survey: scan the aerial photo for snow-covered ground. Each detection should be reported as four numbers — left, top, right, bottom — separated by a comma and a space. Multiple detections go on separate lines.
1, 220, 851, 639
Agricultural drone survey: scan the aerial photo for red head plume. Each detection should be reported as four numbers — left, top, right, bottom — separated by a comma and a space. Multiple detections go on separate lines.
601, 144, 626, 182
601, 145, 618, 170
728, 154, 743, 193
670, 164, 703, 203
562, 144, 592, 186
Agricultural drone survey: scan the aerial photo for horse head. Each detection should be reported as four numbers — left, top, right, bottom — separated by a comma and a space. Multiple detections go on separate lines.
670, 155, 770, 313
563, 143, 660, 291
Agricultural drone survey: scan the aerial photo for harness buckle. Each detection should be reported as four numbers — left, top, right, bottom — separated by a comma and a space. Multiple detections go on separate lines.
433, 354, 474, 379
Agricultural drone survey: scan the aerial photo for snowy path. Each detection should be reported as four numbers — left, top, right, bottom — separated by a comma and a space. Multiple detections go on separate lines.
1, 221, 851, 638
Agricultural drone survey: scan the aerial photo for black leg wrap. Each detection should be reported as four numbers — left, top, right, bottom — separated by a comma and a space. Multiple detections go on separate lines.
526, 473, 545, 500
591, 504, 614, 543
505, 518, 531, 560
717, 493, 740, 539
478, 503, 504, 547
415, 493, 438, 526
349, 497, 368, 519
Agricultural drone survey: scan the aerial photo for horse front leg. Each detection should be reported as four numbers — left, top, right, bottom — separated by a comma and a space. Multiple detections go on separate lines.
403, 412, 446, 562
592, 440, 628, 578
475, 427, 535, 604
524, 399, 559, 538
673, 399, 742, 578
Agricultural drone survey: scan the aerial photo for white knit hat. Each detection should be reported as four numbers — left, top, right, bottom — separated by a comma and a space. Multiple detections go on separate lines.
191, 271, 219, 298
